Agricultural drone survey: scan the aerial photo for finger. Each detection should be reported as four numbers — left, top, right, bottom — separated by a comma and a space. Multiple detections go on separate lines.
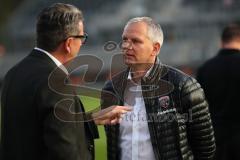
119, 116, 123, 123
110, 117, 123, 125
114, 105, 132, 111
99, 119, 111, 125
93, 106, 132, 124
110, 118, 118, 125
120, 113, 125, 119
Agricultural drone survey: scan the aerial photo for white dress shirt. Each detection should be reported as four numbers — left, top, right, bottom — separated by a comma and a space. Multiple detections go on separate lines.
119, 68, 156, 160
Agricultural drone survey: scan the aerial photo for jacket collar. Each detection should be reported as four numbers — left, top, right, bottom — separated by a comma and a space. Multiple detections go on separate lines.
142, 58, 162, 83
29, 49, 57, 69
218, 48, 240, 56
127, 63, 154, 82
111, 58, 164, 101
33, 47, 69, 74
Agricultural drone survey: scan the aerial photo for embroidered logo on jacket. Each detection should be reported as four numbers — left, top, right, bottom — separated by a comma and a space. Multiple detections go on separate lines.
159, 96, 170, 109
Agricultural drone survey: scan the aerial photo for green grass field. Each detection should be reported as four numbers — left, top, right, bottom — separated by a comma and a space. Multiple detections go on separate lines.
80, 96, 107, 160
0, 96, 107, 160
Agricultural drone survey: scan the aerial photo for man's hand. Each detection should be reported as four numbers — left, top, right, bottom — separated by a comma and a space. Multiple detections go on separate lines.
92, 105, 132, 125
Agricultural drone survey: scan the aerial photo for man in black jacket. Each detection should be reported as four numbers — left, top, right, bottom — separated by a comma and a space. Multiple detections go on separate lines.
101, 17, 216, 160
197, 23, 240, 160
0, 3, 131, 160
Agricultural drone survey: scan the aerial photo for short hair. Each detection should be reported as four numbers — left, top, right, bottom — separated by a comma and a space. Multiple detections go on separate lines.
221, 23, 240, 43
36, 3, 83, 52
124, 17, 164, 47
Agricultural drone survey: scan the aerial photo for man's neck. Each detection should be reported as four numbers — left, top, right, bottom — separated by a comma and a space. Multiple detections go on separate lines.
51, 49, 73, 65
130, 63, 153, 82
221, 41, 240, 51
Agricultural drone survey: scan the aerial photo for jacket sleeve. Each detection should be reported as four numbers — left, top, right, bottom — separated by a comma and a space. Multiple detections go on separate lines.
181, 77, 216, 160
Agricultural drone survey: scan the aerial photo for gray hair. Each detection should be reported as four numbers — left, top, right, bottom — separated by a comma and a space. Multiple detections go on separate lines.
36, 3, 83, 52
124, 17, 164, 47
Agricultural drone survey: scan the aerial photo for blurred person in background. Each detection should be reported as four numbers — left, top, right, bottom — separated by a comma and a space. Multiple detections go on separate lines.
0, 3, 131, 160
0, 44, 6, 57
197, 23, 240, 160
0, 44, 6, 89
101, 17, 216, 160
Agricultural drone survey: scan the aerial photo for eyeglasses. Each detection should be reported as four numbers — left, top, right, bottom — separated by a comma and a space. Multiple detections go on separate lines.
67, 33, 88, 44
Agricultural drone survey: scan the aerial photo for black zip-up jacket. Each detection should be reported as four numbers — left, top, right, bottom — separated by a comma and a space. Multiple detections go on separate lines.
101, 62, 216, 160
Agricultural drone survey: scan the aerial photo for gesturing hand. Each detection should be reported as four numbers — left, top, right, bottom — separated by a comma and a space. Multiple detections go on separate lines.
92, 105, 132, 125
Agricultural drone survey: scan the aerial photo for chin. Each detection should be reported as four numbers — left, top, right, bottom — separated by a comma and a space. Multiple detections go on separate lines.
124, 59, 134, 66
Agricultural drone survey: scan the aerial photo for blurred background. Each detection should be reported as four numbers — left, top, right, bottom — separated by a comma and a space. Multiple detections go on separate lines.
0, 0, 240, 159
1, 0, 240, 86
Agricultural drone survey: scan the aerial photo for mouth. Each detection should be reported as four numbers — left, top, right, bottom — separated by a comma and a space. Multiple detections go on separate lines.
125, 54, 134, 57
124, 54, 135, 61
123, 51, 134, 57
123, 53, 135, 65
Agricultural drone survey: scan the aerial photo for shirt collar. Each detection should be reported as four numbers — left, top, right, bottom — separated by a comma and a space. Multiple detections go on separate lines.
34, 47, 69, 74
127, 64, 154, 80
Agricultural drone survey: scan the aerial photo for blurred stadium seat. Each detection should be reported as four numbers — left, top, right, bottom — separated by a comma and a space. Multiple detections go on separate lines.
0, 0, 240, 80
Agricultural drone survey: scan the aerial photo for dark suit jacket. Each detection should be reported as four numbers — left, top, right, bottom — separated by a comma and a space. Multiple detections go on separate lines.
1, 49, 99, 160
197, 49, 240, 139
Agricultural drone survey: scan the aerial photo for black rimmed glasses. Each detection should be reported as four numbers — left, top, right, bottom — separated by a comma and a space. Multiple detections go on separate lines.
67, 33, 88, 44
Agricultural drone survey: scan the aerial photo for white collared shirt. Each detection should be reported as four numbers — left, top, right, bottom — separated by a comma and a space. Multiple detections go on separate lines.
119, 67, 156, 160
34, 47, 68, 74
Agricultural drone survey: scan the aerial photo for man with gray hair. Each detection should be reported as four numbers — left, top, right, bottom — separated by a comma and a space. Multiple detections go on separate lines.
1, 3, 131, 160
101, 17, 216, 160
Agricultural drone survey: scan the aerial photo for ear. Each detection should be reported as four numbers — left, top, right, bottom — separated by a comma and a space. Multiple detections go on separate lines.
151, 42, 160, 56
64, 38, 73, 54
